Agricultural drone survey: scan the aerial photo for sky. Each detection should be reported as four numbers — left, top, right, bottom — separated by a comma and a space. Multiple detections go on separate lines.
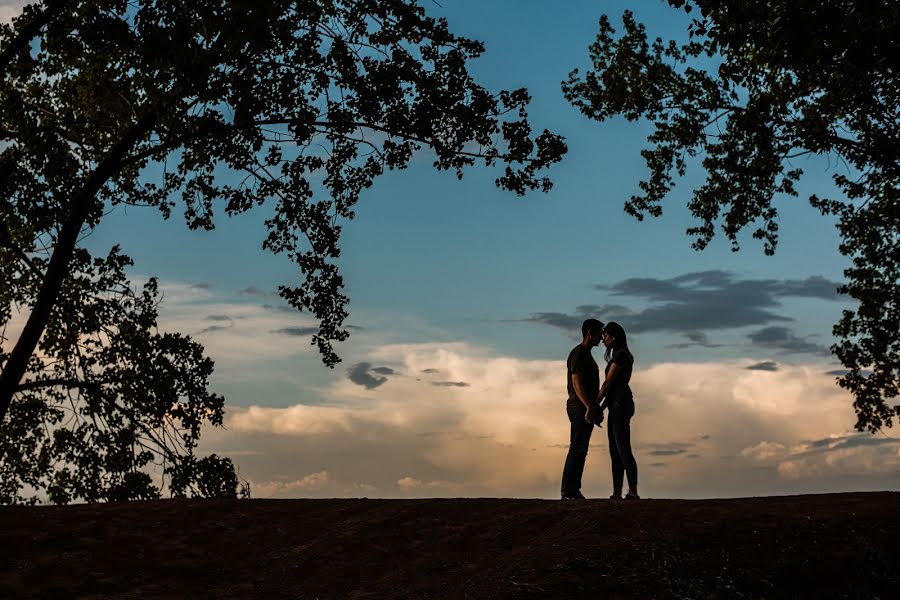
4, 1, 899, 499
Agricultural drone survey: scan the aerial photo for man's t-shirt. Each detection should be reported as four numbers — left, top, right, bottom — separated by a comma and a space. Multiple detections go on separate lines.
604, 347, 634, 408
567, 344, 599, 410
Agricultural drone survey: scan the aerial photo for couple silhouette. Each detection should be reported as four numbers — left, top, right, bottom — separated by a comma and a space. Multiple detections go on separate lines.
561, 319, 639, 501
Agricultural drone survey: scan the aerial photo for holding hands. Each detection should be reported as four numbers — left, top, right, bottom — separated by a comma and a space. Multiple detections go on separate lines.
585, 402, 604, 427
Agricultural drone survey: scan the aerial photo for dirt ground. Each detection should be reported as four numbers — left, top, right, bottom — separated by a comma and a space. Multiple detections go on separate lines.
1, 492, 898, 599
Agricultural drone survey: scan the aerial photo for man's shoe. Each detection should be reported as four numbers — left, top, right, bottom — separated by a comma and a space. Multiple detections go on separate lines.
624, 492, 640, 500
561, 492, 586, 500
608, 493, 623, 500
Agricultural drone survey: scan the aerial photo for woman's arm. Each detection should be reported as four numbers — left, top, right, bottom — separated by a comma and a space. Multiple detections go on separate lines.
597, 362, 620, 409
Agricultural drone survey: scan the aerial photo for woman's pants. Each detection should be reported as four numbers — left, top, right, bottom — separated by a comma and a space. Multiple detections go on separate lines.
607, 403, 638, 492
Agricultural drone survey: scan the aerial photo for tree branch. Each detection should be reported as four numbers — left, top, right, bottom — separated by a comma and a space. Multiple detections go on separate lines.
0, 103, 165, 422
15, 378, 99, 393
1, 240, 45, 278
122, 116, 539, 171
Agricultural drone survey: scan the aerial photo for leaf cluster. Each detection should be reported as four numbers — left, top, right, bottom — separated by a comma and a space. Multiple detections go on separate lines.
0, 243, 245, 503
563, 0, 899, 431
1, 0, 564, 502
1, 0, 566, 367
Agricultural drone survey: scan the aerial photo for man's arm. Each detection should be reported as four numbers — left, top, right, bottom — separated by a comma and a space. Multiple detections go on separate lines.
572, 373, 597, 422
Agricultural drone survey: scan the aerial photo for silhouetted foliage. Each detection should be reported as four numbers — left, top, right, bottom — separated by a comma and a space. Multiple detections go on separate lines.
0, 244, 246, 503
563, 0, 899, 432
0, 0, 565, 503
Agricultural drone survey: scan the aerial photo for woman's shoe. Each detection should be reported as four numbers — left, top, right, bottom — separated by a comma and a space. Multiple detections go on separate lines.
624, 491, 640, 500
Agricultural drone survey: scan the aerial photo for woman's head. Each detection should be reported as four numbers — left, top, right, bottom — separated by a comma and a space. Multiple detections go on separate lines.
602, 321, 628, 359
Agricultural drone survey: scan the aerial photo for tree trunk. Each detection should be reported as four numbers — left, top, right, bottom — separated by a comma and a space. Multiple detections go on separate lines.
0, 109, 160, 422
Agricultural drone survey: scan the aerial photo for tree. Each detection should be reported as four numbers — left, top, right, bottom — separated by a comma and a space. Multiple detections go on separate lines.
0, 0, 566, 503
563, 0, 899, 432
0, 245, 246, 503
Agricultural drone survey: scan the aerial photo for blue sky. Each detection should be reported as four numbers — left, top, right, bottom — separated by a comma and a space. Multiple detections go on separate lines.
87, 0, 851, 362
16, 0, 892, 498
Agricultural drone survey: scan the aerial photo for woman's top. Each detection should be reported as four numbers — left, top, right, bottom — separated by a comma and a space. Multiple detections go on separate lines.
604, 347, 634, 408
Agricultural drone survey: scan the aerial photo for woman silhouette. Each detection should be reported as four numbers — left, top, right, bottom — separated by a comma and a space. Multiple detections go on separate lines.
598, 322, 639, 500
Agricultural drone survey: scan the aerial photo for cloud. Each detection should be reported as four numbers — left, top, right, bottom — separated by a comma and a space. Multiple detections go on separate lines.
519, 312, 586, 331
397, 476, 421, 490
261, 305, 361, 331
741, 441, 789, 461
746, 361, 779, 372
270, 325, 363, 338
607, 271, 840, 303
228, 405, 352, 435
824, 368, 872, 377
347, 362, 390, 389
261, 304, 296, 313
742, 434, 900, 481
12, 274, 880, 499
432, 381, 470, 388
748, 327, 829, 355
194, 343, 894, 499
0, 1, 26, 24
250, 471, 330, 498
645, 442, 695, 456
775, 276, 842, 299
667, 330, 728, 350
649, 449, 688, 456
272, 326, 319, 337
801, 434, 900, 453
197, 323, 233, 334
392, 476, 471, 495
239, 285, 272, 298
150, 281, 324, 367
191, 282, 213, 290
523, 271, 842, 337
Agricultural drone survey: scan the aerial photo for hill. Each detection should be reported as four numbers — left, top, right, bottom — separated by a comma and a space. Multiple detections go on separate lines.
1, 492, 898, 598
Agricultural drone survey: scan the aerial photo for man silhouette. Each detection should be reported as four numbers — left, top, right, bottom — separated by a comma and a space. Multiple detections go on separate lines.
560, 318, 604, 500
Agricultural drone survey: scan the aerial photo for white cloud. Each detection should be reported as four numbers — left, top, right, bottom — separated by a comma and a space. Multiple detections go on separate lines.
2, 278, 321, 368
741, 441, 789, 462
766, 436, 900, 481
196, 345, 899, 499
153, 280, 320, 364
250, 470, 330, 498
397, 476, 421, 490
228, 405, 352, 436
1, 278, 327, 402
9, 274, 893, 499
0, 1, 27, 25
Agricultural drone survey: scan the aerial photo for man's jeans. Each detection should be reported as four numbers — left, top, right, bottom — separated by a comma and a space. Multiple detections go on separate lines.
561, 404, 593, 496
607, 402, 638, 493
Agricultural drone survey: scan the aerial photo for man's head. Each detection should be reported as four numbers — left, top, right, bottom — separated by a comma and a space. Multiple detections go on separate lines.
581, 318, 605, 347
